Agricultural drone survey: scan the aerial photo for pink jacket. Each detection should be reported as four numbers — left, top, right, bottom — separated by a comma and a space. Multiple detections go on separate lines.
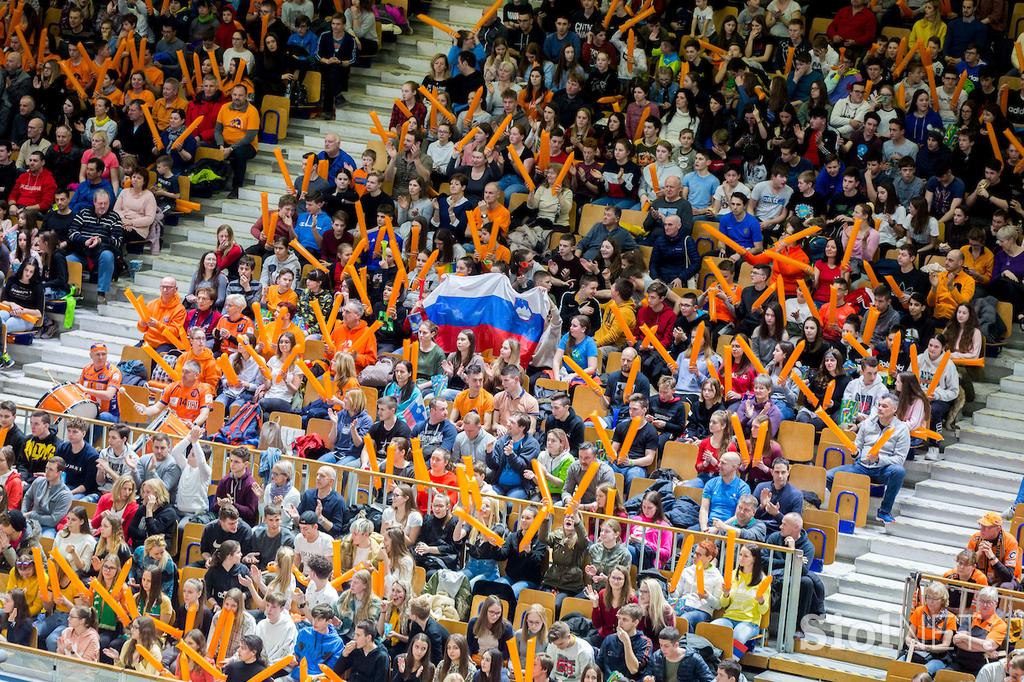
628, 513, 673, 568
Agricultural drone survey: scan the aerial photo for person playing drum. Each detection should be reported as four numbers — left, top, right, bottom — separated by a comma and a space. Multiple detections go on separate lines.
135, 360, 214, 429
78, 343, 122, 423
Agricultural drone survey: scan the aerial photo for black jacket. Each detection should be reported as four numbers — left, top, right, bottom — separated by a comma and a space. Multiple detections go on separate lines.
407, 618, 449, 665
643, 650, 714, 682
335, 644, 391, 682
498, 528, 547, 583
127, 502, 178, 551
648, 395, 687, 438
543, 408, 585, 451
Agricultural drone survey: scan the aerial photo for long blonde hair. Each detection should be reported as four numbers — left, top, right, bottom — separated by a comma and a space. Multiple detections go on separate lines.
97, 512, 128, 556
640, 578, 672, 634
468, 498, 504, 544
267, 547, 294, 594
143, 535, 169, 571
339, 570, 376, 623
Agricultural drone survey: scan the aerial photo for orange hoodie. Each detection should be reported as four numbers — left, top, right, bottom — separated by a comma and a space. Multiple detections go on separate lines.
176, 347, 222, 387
138, 294, 187, 349
331, 320, 378, 370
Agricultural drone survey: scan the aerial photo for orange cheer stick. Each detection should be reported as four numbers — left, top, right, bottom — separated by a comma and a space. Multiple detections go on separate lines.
551, 152, 575, 194
590, 414, 618, 463
884, 275, 905, 299
454, 126, 481, 152
608, 301, 636, 344
90, 578, 130, 626
815, 407, 857, 453
887, 330, 902, 375
730, 413, 750, 465
986, 122, 1004, 164
867, 428, 895, 458
32, 547, 48, 602
249, 656, 297, 682
796, 278, 820, 321
751, 282, 776, 311
417, 86, 456, 123
508, 145, 536, 191
618, 4, 654, 31
177, 641, 227, 681
473, 0, 503, 32
454, 508, 505, 544
951, 69, 968, 108
519, 503, 551, 551
465, 87, 484, 124
862, 306, 880, 345
755, 575, 773, 599
218, 353, 240, 386
778, 339, 804, 383
142, 343, 182, 381
602, 0, 621, 27
622, 357, 640, 401
689, 321, 705, 369
840, 219, 862, 269
640, 324, 678, 370
722, 347, 733, 394
705, 257, 741, 303
300, 153, 316, 196
667, 533, 696, 593
141, 104, 164, 150
563, 355, 603, 394
170, 115, 203, 149
296, 360, 333, 401
616, 416, 642, 465
290, 239, 329, 273
863, 260, 880, 288
751, 419, 769, 465
763, 248, 814, 273
910, 343, 919, 378
822, 379, 836, 410
926, 350, 951, 398
240, 341, 273, 379
273, 148, 294, 192
778, 225, 821, 245
792, 374, 819, 407
735, 335, 767, 375
487, 113, 514, 150
953, 357, 985, 367
393, 98, 413, 119
416, 14, 459, 37
843, 332, 872, 359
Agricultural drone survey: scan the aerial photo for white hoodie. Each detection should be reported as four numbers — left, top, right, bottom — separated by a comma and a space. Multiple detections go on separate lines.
255, 613, 298, 662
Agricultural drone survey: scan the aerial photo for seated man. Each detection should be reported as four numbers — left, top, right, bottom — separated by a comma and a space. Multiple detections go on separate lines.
967, 512, 1018, 591
610, 394, 659, 493
697, 453, 750, 533
135, 360, 214, 429
66, 189, 123, 305
949, 587, 1006, 676
291, 604, 346, 680
198, 504, 253, 568
596, 604, 652, 681
22, 457, 72, 538
826, 392, 909, 524
752, 458, 804, 536
763, 512, 825, 628
602, 347, 650, 409
707, 493, 766, 542
927, 249, 975, 326
288, 466, 347, 538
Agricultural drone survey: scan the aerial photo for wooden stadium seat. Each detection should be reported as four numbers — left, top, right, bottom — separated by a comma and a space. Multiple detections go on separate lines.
179, 566, 208, 607
572, 386, 606, 419
302, 71, 322, 106
887, 660, 928, 682
560, 596, 593, 619
577, 204, 604, 236
674, 485, 703, 504
440, 618, 468, 637
696, 622, 735, 660
535, 378, 570, 394
259, 94, 290, 143
270, 411, 302, 430
933, 670, 976, 682
206, 400, 226, 435
661, 441, 697, 479
119, 345, 153, 375
508, 193, 530, 212
67, 260, 83, 297
601, 350, 622, 374
514, 589, 557, 629
816, 428, 856, 470
881, 26, 910, 40
613, 472, 625, 499
471, 594, 510, 619
307, 418, 333, 440
830, 471, 871, 528
72, 500, 98, 519
713, 6, 738, 34
119, 385, 153, 425
802, 508, 840, 567
179, 522, 205, 566
412, 566, 425, 594
776, 421, 815, 463
627, 477, 655, 501
195, 147, 225, 163
789, 464, 827, 502
361, 385, 379, 408
673, 616, 689, 637
39, 536, 53, 553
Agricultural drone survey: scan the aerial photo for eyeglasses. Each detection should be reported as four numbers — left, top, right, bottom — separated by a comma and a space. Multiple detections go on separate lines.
15, 561, 31, 568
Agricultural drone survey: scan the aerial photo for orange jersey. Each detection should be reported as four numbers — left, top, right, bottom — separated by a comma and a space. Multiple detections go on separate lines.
266, 286, 298, 310
214, 315, 256, 353
159, 380, 213, 423
909, 605, 957, 645
967, 531, 1019, 584
79, 362, 122, 412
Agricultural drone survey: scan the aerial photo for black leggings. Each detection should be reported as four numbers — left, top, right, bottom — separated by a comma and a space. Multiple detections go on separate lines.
986, 277, 1024, 319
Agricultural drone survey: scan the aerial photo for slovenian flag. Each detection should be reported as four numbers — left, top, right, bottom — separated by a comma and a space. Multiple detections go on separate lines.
422, 273, 550, 364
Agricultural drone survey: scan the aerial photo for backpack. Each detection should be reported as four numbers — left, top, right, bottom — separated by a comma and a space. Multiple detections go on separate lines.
149, 350, 182, 384
117, 360, 149, 386
212, 402, 263, 446
187, 159, 233, 197
684, 633, 722, 671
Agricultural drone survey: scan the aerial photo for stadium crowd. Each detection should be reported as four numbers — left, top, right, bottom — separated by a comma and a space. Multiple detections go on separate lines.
0, 0, 1019, 678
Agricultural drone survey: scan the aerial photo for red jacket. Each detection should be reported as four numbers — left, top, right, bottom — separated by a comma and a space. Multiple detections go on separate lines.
3, 469, 22, 510
826, 6, 878, 46
186, 95, 226, 144
9, 168, 56, 209
90, 492, 139, 534
637, 303, 677, 348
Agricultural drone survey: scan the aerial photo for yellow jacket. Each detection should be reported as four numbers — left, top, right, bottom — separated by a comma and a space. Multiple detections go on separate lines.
927, 269, 975, 320
594, 299, 637, 348
719, 571, 771, 625
7, 568, 46, 616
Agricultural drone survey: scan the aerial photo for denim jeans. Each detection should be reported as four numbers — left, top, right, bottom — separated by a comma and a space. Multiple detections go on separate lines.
67, 251, 116, 295
610, 462, 647, 494
493, 484, 528, 500
677, 608, 712, 631
217, 391, 255, 411
711, 617, 760, 650
826, 460, 906, 515
0, 310, 35, 333
463, 557, 499, 588
35, 610, 68, 651
593, 196, 637, 209
73, 493, 100, 503
685, 473, 713, 489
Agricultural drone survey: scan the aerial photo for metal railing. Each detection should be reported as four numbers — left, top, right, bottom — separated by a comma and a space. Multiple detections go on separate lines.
0, 640, 166, 682
15, 403, 804, 653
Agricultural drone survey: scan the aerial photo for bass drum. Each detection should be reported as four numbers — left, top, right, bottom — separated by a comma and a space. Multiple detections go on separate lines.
135, 410, 191, 454
36, 383, 99, 422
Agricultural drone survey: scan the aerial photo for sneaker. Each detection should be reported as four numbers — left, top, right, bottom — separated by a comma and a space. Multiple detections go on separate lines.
227, 188, 240, 199
0, 354, 14, 370
876, 511, 895, 524
925, 447, 940, 461
335, 94, 349, 107
1004, 505, 1018, 521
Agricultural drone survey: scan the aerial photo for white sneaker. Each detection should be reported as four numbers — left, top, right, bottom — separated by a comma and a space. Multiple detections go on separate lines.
925, 447, 940, 461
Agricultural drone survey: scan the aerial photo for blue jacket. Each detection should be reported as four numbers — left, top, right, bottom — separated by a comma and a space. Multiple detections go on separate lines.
69, 179, 116, 214
486, 433, 540, 489
649, 232, 700, 285
291, 624, 346, 680
786, 69, 824, 104
643, 650, 714, 682
943, 18, 988, 62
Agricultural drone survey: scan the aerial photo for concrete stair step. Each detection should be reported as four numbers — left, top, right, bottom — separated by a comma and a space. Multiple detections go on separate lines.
899, 491, 1014, 526
865, 534, 962, 565
971, 408, 1024, 430
942, 442, 1024, 474
983, 391, 1024, 413
0, 373, 57, 402
883, 515, 975, 548
825, 593, 902, 627
23, 362, 83, 384
929, 459, 1023, 493
140, 254, 203, 278
909, 477, 1011, 509
1014, 361, 1024, 378
834, 572, 905, 603
792, 638, 898, 670
998, 375, 1024, 396
767, 651, 886, 682
61, 330, 140, 357
74, 311, 142, 341
853, 553, 948, 582
957, 422, 1024, 452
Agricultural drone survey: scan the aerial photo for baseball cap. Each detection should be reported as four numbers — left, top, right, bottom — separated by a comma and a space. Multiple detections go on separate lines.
978, 511, 1003, 527
299, 511, 319, 525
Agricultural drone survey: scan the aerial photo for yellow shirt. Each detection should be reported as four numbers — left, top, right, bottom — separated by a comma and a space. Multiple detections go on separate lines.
216, 102, 260, 150
963, 246, 994, 284
153, 95, 189, 130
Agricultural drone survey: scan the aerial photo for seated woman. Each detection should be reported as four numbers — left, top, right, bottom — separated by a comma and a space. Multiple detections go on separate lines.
203, 541, 251, 606
322, 388, 373, 466
541, 511, 588, 611
943, 303, 983, 404
392, 631, 436, 682
520, 161, 574, 233
206, 588, 256, 659
415, 448, 459, 513
453, 498, 507, 587
384, 361, 427, 430
896, 371, 931, 456
917, 334, 960, 431
512, 603, 547, 655
497, 506, 547, 599
434, 633, 477, 682
113, 168, 158, 252
734, 414, 784, 486
241, 546, 297, 610
185, 251, 228, 310
711, 544, 771, 653
134, 566, 174, 624
382, 484, 423, 548
636, 577, 675, 641
585, 565, 634, 647
552, 315, 598, 385
765, 341, 799, 422
671, 539, 724, 630
413, 493, 458, 576
379, 580, 412, 656
473, 648, 509, 682
0, 261, 44, 363
104, 616, 163, 675
987, 225, 1024, 333
683, 378, 725, 442
0, 588, 35, 646
688, 410, 732, 488
130, 535, 177, 602
626, 491, 673, 570
255, 331, 302, 414
467, 595, 513, 659
55, 605, 101, 662
901, 581, 956, 675
586, 518, 631, 588
336, 568, 383, 642
732, 375, 782, 440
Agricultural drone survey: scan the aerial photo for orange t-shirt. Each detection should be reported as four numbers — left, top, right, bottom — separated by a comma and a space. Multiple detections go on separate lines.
216, 102, 260, 150
214, 315, 256, 354
453, 389, 494, 421
909, 605, 957, 645
160, 380, 213, 423
267, 286, 298, 310
153, 95, 189, 130
80, 362, 122, 412
124, 88, 156, 109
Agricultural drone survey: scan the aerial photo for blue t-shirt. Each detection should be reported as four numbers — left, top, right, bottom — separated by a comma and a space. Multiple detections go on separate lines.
294, 211, 333, 254
558, 334, 598, 372
703, 475, 751, 522
682, 171, 720, 210
718, 211, 764, 250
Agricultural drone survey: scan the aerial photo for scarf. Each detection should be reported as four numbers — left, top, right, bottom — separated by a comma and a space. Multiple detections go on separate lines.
269, 479, 291, 501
